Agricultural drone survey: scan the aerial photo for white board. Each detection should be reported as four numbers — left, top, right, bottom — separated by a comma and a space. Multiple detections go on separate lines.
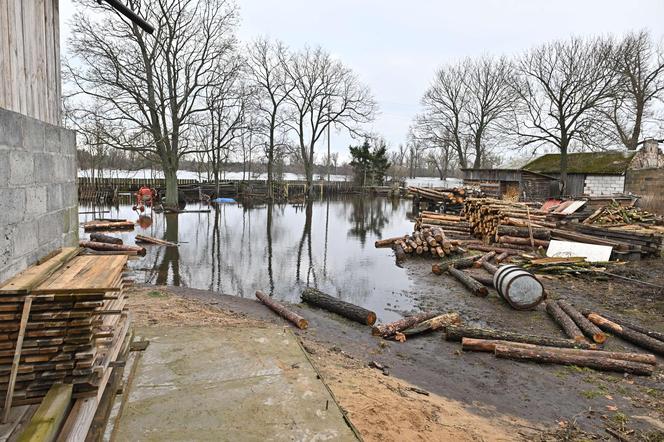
546, 240, 612, 263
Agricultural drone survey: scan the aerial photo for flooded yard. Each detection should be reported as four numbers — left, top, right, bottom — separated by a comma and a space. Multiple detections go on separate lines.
79, 197, 416, 321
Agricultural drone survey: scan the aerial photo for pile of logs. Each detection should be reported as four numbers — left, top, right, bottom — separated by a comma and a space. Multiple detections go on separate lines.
374, 226, 464, 259
415, 212, 472, 238
584, 202, 663, 225
408, 187, 468, 205
464, 198, 553, 249
554, 223, 664, 257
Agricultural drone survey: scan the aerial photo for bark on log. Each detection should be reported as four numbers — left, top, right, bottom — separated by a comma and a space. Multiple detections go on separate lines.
494, 344, 653, 376
466, 272, 494, 287
393, 244, 406, 263
473, 251, 496, 268
375, 236, 405, 248
546, 301, 587, 342
372, 311, 437, 337
481, 260, 498, 275
498, 236, 550, 248
89, 233, 123, 245
496, 226, 551, 240
135, 234, 177, 246
445, 325, 597, 349
448, 267, 488, 297
495, 252, 510, 263
83, 221, 135, 231
586, 313, 664, 356
580, 310, 664, 343
557, 300, 606, 344
461, 338, 656, 365
256, 290, 308, 329
401, 313, 461, 336
79, 240, 146, 256
301, 287, 377, 325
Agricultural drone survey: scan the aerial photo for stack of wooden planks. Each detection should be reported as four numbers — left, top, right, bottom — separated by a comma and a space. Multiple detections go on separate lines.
0, 249, 130, 419
554, 222, 664, 258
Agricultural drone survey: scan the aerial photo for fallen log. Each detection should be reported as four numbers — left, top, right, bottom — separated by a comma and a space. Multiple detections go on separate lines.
89, 233, 123, 245
448, 267, 488, 297
255, 291, 308, 329
473, 251, 496, 268
445, 325, 597, 349
557, 300, 606, 344
372, 311, 437, 337
481, 260, 498, 275
494, 344, 653, 376
83, 221, 135, 232
393, 243, 406, 263
495, 252, 510, 263
580, 311, 664, 343
79, 240, 146, 256
401, 313, 461, 337
546, 301, 587, 342
586, 313, 664, 356
461, 338, 656, 365
135, 234, 177, 247
465, 272, 494, 287
496, 225, 551, 240
301, 287, 376, 326
498, 236, 550, 248
375, 236, 405, 248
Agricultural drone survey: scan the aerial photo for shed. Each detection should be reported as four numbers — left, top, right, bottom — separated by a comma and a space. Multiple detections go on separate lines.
462, 168, 557, 201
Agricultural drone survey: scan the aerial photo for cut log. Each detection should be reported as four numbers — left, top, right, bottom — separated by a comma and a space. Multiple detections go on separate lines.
88, 233, 123, 245
401, 313, 461, 336
393, 244, 406, 263
372, 311, 437, 337
79, 241, 146, 256
494, 344, 653, 376
448, 267, 488, 297
83, 221, 135, 232
497, 236, 550, 248
580, 310, 664, 343
301, 287, 376, 325
586, 313, 664, 356
556, 300, 606, 344
255, 291, 308, 329
473, 251, 496, 268
496, 225, 551, 240
461, 338, 656, 365
134, 234, 177, 247
495, 252, 510, 263
466, 272, 494, 287
545, 301, 587, 342
481, 260, 498, 275
445, 325, 597, 349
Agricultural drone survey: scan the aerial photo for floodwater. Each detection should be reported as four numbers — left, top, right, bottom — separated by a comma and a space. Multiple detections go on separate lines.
79, 197, 418, 321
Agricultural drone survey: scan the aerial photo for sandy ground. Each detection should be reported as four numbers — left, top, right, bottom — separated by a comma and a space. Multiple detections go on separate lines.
127, 288, 535, 441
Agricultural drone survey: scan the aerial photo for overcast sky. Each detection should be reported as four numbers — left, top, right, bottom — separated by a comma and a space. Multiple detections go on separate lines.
60, 0, 664, 159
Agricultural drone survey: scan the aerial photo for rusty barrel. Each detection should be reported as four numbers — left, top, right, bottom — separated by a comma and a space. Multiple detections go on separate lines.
493, 264, 546, 310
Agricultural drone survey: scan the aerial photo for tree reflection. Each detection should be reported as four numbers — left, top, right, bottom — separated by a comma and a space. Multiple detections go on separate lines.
155, 213, 182, 286
347, 197, 388, 245
266, 203, 275, 295
295, 200, 317, 286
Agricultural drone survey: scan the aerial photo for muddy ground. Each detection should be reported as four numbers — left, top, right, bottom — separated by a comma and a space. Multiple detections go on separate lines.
130, 257, 664, 441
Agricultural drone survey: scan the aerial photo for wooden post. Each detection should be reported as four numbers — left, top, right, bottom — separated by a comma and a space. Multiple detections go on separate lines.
3, 296, 33, 423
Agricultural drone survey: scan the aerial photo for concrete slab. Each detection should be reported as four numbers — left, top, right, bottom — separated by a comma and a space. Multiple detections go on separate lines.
113, 326, 358, 442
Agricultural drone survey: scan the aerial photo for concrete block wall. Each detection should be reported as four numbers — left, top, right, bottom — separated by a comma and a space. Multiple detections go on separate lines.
583, 174, 625, 196
625, 168, 664, 213
0, 107, 78, 283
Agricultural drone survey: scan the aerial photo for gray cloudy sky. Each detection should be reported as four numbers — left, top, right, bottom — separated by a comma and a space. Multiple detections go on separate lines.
60, 0, 664, 158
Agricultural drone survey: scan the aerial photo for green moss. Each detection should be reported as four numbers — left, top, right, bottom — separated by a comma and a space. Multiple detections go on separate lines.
580, 386, 609, 399
524, 151, 636, 174
147, 290, 167, 298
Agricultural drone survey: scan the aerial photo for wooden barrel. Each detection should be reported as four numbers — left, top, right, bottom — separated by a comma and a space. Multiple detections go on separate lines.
493, 265, 546, 310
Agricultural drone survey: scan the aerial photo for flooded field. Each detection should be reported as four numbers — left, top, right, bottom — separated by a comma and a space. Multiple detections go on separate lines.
79, 197, 417, 321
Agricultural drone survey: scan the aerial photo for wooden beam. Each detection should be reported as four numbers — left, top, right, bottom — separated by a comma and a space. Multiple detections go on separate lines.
16, 384, 72, 442
3, 296, 33, 423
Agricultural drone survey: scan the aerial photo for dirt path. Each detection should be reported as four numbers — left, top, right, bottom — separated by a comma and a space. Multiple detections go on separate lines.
127, 288, 536, 441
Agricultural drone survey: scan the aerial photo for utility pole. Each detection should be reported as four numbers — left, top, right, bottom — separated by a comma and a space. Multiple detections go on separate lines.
327, 103, 331, 182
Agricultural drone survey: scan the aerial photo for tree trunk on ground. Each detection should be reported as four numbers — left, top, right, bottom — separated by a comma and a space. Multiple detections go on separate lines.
401, 313, 461, 336
79, 240, 146, 256
372, 311, 438, 337
444, 325, 597, 349
586, 313, 664, 356
580, 310, 664, 342
494, 344, 653, 376
556, 300, 606, 344
89, 233, 123, 245
301, 287, 376, 325
448, 267, 488, 297
545, 301, 587, 342
256, 290, 308, 329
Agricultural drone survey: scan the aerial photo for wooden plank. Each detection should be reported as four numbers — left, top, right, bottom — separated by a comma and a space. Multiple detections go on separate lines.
3, 296, 33, 423
0, 249, 80, 295
32, 256, 127, 294
16, 384, 72, 442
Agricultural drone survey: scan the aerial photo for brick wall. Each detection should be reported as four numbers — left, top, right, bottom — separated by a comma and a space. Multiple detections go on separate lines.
583, 174, 625, 196
0, 108, 78, 283
625, 168, 664, 214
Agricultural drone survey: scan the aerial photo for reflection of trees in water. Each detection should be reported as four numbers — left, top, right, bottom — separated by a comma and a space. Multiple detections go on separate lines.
155, 214, 182, 286
295, 201, 318, 287
347, 197, 388, 245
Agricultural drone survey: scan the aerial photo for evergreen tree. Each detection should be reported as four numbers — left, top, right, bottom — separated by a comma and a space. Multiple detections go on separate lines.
349, 140, 391, 186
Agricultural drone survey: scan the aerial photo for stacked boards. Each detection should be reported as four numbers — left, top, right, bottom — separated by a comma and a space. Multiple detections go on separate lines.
0, 250, 130, 409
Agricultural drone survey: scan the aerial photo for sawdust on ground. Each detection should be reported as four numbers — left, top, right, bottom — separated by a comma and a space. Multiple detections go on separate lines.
127, 287, 535, 441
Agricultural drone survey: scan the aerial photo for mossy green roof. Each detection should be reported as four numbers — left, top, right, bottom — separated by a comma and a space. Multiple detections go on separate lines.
523, 151, 636, 175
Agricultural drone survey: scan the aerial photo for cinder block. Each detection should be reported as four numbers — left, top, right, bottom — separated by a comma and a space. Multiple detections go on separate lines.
23, 116, 45, 153
12, 222, 38, 257
26, 186, 48, 216
38, 213, 62, 246
34, 153, 55, 185
0, 256, 27, 285
47, 184, 63, 212
0, 188, 26, 224
9, 150, 34, 185
0, 109, 24, 148
63, 230, 79, 247
0, 156, 8, 187
68, 205, 79, 233
61, 128, 76, 155
44, 124, 63, 153
60, 182, 78, 207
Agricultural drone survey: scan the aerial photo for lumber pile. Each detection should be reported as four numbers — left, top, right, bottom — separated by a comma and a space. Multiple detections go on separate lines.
414, 212, 472, 238
584, 202, 663, 226
0, 250, 131, 417
408, 187, 468, 205
375, 226, 464, 259
557, 222, 664, 257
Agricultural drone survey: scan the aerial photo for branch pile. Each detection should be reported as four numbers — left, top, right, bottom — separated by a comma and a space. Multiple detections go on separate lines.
584, 202, 663, 225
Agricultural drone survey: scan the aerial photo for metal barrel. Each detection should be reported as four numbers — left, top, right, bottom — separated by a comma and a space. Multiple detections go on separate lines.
493, 265, 546, 310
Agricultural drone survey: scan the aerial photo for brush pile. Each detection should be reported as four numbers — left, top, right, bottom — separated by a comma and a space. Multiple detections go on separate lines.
584, 202, 663, 225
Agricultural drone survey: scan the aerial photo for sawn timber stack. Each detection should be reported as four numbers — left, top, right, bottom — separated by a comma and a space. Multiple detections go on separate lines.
0, 251, 131, 407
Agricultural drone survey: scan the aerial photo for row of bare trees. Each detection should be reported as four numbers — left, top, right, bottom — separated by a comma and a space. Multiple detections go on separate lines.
65, 0, 376, 206
413, 31, 664, 194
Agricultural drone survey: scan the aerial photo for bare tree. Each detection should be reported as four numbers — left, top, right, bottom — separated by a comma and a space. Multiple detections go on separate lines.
66, 0, 238, 207
282, 46, 376, 197
465, 56, 516, 168
246, 38, 294, 198
511, 36, 618, 195
607, 31, 664, 150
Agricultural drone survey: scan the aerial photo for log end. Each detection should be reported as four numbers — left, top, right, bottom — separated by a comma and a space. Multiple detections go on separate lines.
371, 325, 381, 336
592, 333, 607, 344
432, 264, 444, 275
477, 287, 489, 297
297, 319, 309, 330
366, 312, 377, 326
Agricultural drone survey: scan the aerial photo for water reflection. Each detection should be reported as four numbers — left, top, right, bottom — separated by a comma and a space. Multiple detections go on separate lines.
79, 196, 415, 321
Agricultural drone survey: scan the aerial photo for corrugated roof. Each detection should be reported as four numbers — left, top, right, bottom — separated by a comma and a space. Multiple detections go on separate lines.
523, 151, 637, 175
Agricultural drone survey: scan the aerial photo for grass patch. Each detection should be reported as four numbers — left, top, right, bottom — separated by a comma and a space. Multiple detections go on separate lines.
146, 290, 167, 298
580, 386, 609, 400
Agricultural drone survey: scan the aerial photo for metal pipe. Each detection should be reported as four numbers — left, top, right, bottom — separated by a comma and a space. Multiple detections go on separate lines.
100, 0, 155, 34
